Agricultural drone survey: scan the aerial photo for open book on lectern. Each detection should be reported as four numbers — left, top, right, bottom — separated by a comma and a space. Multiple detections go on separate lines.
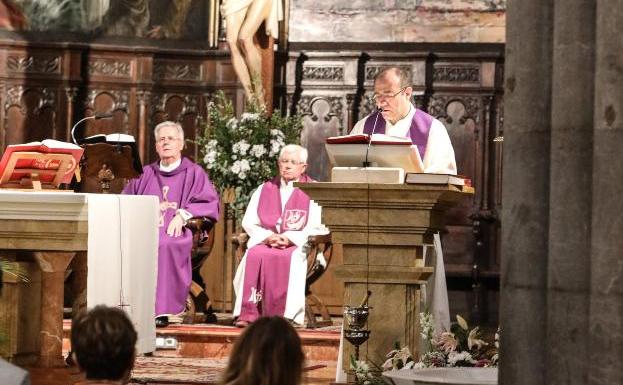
325, 133, 424, 173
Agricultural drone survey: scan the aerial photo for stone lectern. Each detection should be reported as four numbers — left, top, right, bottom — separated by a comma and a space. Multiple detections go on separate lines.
296, 182, 471, 366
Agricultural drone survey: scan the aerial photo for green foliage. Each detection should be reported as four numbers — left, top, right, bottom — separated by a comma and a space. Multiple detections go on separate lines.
194, 91, 303, 215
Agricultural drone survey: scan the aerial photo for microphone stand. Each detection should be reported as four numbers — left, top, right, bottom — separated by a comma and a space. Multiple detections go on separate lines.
71, 112, 114, 144
363, 108, 382, 168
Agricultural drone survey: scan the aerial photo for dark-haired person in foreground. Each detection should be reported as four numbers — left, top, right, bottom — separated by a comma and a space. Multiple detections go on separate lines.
221, 316, 304, 385
71, 305, 137, 385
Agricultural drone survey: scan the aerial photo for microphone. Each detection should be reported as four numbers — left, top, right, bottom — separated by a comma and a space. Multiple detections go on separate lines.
71, 112, 114, 144
363, 107, 382, 168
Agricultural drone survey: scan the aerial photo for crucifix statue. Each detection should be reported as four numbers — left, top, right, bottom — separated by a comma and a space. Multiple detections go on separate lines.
221, 0, 283, 111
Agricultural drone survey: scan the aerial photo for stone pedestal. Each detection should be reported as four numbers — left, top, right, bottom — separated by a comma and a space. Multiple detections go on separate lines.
297, 182, 470, 365
0, 192, 88, 367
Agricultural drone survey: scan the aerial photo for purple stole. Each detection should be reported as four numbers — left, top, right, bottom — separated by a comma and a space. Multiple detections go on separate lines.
363, 108, 434, 160
238, 175, 313, 322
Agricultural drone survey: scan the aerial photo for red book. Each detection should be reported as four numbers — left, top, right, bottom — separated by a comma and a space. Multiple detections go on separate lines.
326, 133, 412, 145
0, 139, 84, 186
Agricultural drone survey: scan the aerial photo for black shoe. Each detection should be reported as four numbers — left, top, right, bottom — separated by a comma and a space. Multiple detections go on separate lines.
155, 316, 169, 328
205, 311, 218, 324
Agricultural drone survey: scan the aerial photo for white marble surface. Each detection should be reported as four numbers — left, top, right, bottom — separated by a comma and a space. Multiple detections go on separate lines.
383, 367, 498, 385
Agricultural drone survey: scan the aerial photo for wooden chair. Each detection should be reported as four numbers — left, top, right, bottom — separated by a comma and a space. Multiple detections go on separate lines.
184, 217, 216, 323
233, 232, 334, 328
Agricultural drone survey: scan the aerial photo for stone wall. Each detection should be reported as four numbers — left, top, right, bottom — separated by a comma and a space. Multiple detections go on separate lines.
288, 0, 506, 43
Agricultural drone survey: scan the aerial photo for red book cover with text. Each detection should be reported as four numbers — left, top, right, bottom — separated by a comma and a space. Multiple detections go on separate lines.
0, 140, 84, 185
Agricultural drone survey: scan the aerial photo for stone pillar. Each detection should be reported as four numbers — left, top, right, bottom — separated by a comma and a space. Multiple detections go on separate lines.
502, 0, 623, 384
33, 251, 75, 368
589, 0, 623, 383
499, 0, 553, 384
547, 1, 595, 384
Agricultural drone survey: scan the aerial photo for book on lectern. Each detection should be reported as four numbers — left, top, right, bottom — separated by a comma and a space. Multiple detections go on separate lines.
0, 139, 84, 186
325, 133, 423, 173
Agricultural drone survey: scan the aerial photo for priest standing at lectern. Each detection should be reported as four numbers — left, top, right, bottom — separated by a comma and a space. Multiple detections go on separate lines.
352, 66, 456, 333
123, 121, 220, 327
351, 66, 457, 175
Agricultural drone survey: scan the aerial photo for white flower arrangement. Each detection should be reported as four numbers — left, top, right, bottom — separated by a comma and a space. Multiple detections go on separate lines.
195, 91, 303, 214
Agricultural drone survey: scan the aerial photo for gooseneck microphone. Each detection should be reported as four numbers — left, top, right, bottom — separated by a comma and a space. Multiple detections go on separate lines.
71, 112, 114, 144
363, 107, 382, 167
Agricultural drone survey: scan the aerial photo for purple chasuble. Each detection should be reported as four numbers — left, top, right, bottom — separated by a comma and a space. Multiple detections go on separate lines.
239, 175, 313, 322
123, 157, 220, 316
363, 108, 434, 160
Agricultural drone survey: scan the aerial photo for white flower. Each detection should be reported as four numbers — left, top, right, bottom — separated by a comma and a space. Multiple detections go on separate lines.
230, 161, 241, 174
447, 351, 476, 367
203, 150, 217, 168
226, 117, 238, 130
232, 140, 250, 155
239, 159, 250, 172
270, 129, 284, 137
420, 311, 434, 340
250, 144, 267, 158
456, 315, 469, 331
269, 139, 283, 156
241, 112, 259, 122
467, 327, 488, 350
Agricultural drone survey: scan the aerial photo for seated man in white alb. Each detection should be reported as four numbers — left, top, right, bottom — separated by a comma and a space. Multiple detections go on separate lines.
233, 144, 322, 327
351, 66, 457, 174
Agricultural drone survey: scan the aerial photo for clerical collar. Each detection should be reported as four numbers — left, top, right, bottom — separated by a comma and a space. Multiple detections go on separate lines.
391, 104, 413, 125
159, 158, 181, 172
280, 178, 296, 188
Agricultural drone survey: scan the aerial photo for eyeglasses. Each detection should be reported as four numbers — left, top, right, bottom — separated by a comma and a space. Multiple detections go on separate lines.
156, 136, 181, 144
279, 159, 305, 166
372, 87, 406, 102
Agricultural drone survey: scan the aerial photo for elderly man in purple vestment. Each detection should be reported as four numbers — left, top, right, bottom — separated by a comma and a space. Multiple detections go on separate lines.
123, 121, 220, 327
232, 144, 322, 328
351, 66, 457, 174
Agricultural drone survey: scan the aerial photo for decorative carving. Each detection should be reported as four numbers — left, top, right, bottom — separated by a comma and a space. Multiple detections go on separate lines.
6, 55, 61, 74
64, 87, 78, 103
428, 95, 481, 124
153, 62, 202, 81
137, 90, 151, 105
297, 95, 343, 124
358, 93, 376, 120
88, 59, 131, 78
151, 93, 202, 121
4, 86, 56, 114
365, 65, 411, 82
433, 65, 480, 83
302, 66, 344, 82
84, 89, 130, 112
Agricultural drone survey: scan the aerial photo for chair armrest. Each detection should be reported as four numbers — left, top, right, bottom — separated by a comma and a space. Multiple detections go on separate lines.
186, 217, 215, 247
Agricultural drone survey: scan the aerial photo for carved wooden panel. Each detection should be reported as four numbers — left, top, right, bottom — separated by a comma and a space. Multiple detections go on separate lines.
3, 86, 57, 145
299, 96, 343, 181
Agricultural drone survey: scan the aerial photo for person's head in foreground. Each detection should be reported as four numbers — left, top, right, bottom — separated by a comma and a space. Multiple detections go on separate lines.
222, 316, 305, 385
71, 305, 137, 384
278, 144, 308, 183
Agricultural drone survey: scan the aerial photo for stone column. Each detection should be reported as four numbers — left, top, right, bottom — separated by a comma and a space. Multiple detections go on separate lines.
500, 1, 553, 385
503, 0, 623, 384
589, 0, 623, 383
547, 0, 596, 384
33, 251, 75, 368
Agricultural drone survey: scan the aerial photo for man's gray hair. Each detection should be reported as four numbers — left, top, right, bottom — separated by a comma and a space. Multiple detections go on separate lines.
154, 121, 184, 141
375, 66, 411, 89
279, 144, 308, 164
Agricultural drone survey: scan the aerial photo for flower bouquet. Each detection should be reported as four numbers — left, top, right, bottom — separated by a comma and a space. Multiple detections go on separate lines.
195, 91, 303, 214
